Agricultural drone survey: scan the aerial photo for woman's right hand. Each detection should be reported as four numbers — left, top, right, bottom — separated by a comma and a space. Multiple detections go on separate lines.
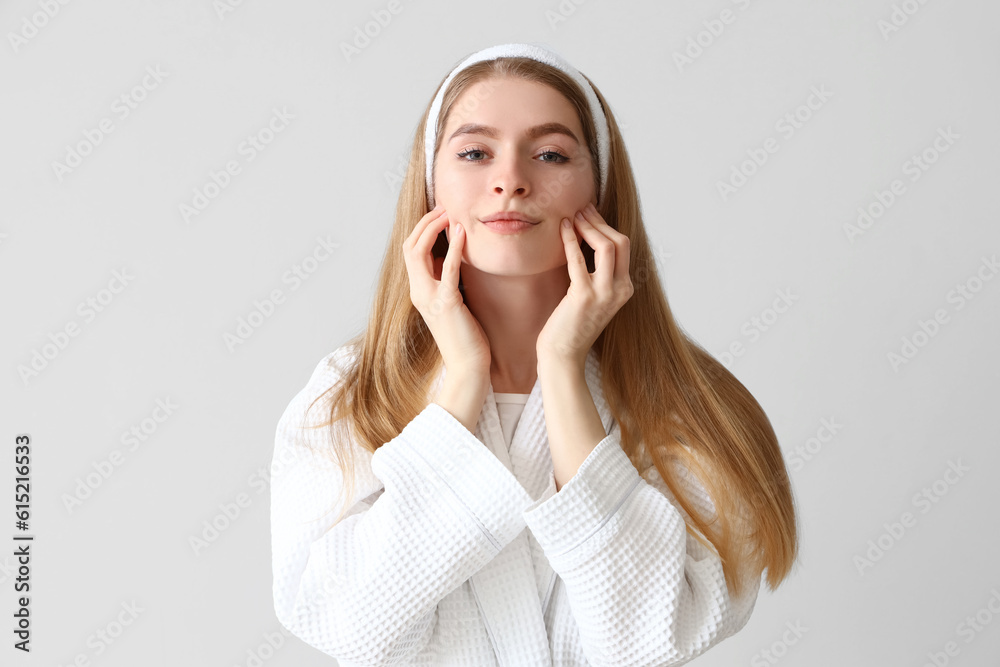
403, 206, 492, 383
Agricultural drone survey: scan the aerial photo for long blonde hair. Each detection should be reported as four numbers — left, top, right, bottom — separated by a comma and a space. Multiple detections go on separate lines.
302, 55, 799, 598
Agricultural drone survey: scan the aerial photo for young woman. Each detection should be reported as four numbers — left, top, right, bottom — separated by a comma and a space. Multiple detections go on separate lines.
270, 42, 799, 666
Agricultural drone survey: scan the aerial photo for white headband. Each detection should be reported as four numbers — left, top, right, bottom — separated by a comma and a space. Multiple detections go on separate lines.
424, 42, 610, 209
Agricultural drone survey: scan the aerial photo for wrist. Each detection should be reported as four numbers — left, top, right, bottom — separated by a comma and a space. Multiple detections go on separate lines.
537, 350, 587, 376
436, 374, 488, 434
444, 368, 489, 395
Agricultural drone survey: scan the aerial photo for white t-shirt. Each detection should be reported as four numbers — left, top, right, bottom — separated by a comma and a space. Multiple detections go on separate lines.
493, 392, 530, 449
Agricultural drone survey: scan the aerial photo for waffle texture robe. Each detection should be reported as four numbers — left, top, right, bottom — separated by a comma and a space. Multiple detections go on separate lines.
270, 343, 760, 666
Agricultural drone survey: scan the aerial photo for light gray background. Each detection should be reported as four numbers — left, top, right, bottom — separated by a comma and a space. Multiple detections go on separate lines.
2, 0, 998, 665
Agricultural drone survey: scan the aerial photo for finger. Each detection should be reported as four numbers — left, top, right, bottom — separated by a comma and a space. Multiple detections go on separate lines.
404, 208, 436, 248
572, 211, 616, 293
583, 203, 626, 238
405, 207, 448, 249
441, 221, 463, 289
582, 204, 631, 285
404, 210, 446, 288
561, 218, 589, 286
410, 211, 450, 280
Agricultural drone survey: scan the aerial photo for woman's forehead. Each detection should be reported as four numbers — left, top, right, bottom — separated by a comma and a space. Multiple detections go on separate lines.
445, 79, 585, 140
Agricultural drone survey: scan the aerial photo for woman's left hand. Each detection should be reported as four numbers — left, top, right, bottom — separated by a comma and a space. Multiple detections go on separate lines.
536, 202, 634, 367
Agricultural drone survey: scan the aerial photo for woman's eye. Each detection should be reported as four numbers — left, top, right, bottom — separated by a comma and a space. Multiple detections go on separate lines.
456, 148, 487, 161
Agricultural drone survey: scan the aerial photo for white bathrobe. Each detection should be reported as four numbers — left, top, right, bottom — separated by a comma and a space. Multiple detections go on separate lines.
270, 343, 760, 666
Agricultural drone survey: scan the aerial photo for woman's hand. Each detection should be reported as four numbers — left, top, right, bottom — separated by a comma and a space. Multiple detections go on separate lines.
403, 205, 492, 381
536, 202, 634, 367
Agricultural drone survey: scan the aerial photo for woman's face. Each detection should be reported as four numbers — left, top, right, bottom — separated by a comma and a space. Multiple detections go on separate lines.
433, 76, 597, 276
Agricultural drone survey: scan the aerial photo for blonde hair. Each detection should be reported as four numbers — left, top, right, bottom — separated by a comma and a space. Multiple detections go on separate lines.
302, 56, 799, 598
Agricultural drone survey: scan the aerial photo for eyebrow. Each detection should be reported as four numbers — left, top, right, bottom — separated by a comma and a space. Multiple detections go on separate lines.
447, 122, 580, 145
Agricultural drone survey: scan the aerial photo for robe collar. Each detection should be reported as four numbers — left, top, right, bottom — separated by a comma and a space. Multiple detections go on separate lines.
428, 346, 612, 665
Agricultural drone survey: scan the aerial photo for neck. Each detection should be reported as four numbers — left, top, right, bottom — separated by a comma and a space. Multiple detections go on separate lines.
460, 262, 570, 393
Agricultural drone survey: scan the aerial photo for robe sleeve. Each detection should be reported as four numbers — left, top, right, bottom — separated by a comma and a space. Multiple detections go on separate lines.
269, 347, 540, 666
521, 421, 761, 667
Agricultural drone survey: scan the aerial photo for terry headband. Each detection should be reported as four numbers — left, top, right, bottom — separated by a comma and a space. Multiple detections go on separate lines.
424, 42, 610, 209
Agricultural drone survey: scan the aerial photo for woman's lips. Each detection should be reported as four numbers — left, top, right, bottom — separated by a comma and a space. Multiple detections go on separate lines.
481, 219, 537, 234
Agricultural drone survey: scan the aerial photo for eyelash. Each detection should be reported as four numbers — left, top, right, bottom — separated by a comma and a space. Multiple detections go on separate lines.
455, 146, 570, 164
